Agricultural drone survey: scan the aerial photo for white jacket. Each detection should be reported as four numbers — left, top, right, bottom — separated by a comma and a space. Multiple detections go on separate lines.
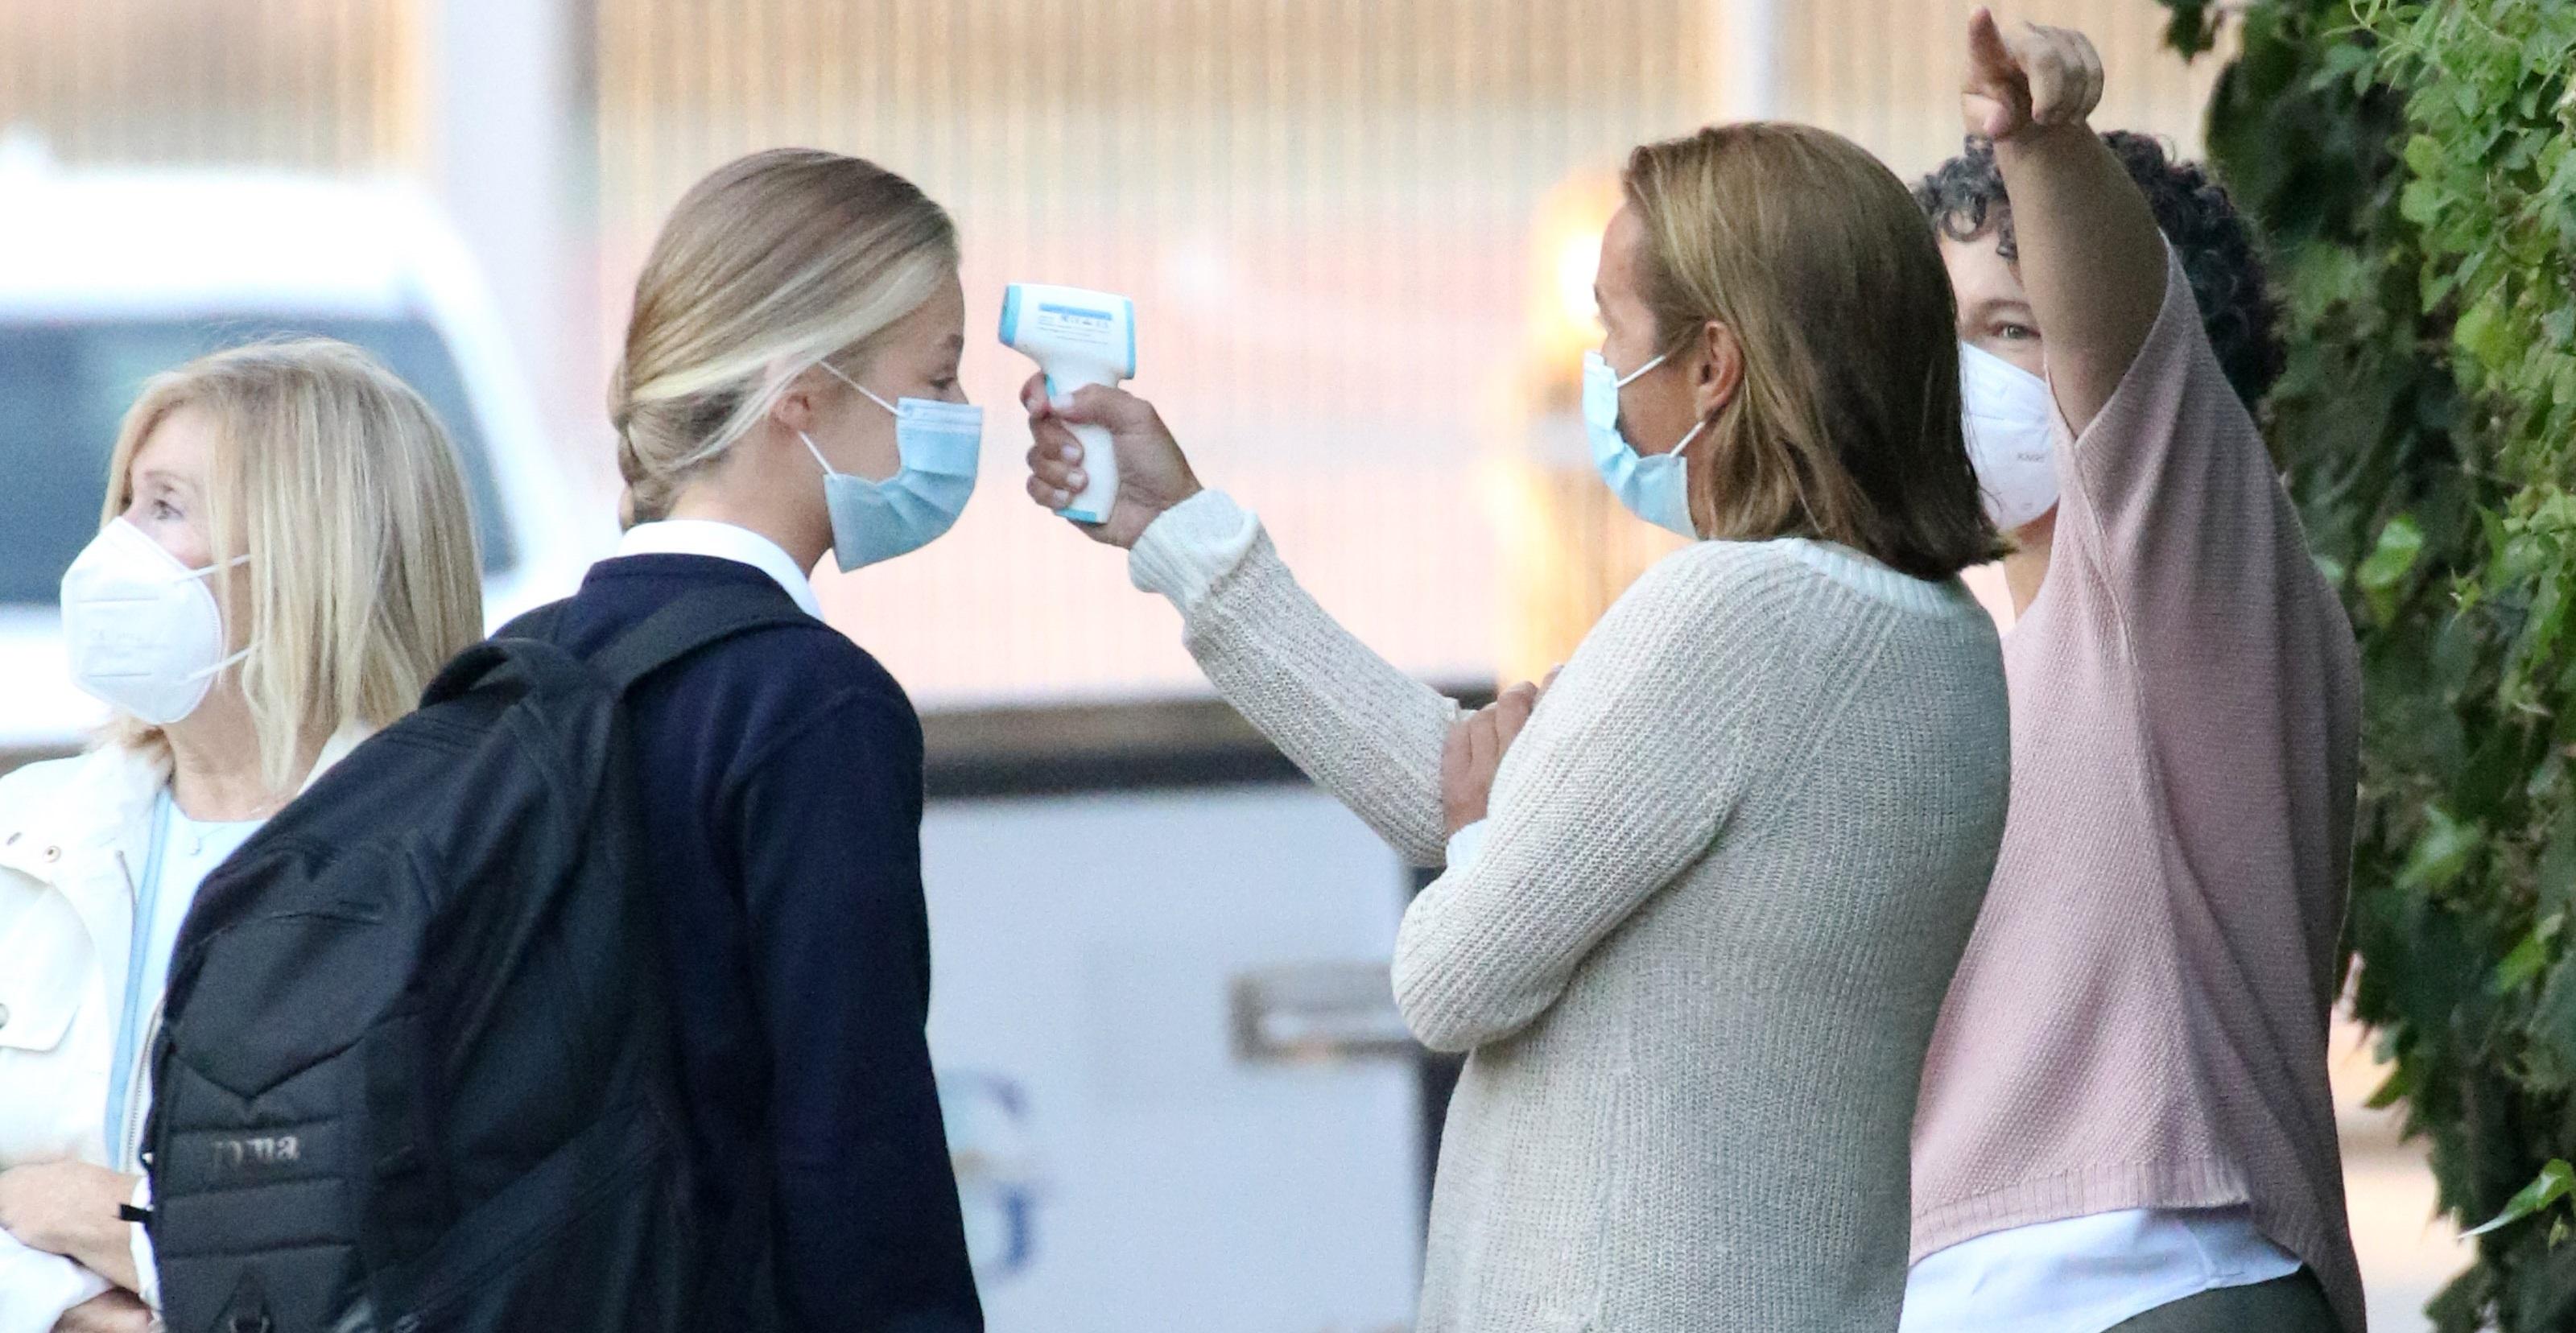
0, 732, 363, 1331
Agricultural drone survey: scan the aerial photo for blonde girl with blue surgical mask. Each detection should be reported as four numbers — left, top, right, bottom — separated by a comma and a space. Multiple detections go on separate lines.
541, 147, 984, 1331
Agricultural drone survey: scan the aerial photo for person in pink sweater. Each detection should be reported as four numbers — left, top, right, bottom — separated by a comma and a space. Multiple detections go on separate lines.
1899, 11, 2364, 1333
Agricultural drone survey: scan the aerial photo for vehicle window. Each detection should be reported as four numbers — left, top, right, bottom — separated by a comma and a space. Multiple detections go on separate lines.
0, 316, 517, 607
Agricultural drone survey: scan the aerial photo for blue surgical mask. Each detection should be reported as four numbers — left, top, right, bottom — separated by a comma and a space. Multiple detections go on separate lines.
1581, 349, 1702, 539
803, 363, 983, 572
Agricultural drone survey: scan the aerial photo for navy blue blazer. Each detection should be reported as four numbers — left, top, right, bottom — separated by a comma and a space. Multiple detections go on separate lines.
549, 553, 980, 1332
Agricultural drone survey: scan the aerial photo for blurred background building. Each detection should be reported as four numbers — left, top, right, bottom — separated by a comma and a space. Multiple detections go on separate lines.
0, 0, 2228, 701
0, 2, 2463, 1328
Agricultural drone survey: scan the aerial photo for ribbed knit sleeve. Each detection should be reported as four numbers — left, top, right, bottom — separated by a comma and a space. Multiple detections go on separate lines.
1133, 491, 1462, 866
1391, 546, 1776, 1051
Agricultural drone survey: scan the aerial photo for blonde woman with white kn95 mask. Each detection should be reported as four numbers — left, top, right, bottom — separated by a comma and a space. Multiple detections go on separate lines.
0, 341, 482, 1333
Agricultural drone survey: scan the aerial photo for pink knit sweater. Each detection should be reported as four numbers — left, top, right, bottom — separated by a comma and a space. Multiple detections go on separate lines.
1908, 250, 2367, 1331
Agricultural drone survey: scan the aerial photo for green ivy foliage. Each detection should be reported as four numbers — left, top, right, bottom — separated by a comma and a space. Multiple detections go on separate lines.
2157, 2, 2576, 1327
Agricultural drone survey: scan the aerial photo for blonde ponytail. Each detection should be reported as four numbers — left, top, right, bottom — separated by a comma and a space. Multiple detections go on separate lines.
611, 148, 958, 526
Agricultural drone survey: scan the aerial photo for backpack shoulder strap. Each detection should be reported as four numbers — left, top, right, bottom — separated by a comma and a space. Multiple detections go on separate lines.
493, 600, 573, 644
588, 588, 816, 695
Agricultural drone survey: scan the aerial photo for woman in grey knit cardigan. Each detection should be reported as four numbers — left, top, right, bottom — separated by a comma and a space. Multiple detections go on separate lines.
1023, 124, 2011, 1331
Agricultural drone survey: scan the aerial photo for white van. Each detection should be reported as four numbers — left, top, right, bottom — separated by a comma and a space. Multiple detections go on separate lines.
0, 155, 599, 764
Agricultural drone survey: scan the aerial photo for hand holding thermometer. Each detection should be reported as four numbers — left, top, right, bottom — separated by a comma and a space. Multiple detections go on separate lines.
999, 283, 1137, 524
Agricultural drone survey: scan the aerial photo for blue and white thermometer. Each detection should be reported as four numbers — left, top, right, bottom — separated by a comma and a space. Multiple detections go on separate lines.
999, 283, 1137, 525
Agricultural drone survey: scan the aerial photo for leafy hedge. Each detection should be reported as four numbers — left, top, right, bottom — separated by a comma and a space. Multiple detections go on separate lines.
2154, 2, 2576, 1327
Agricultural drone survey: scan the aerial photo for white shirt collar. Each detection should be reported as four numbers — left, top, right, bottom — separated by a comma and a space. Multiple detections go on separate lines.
614, 520, 824, 620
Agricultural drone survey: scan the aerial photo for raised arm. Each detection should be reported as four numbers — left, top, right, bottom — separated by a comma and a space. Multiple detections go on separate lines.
1964, 8, 2167, 433
1023, 381, 1463, 865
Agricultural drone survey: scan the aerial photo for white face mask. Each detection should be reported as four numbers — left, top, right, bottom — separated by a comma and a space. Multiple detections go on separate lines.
60, 519, 250, 725
1959, 342, 2061, 531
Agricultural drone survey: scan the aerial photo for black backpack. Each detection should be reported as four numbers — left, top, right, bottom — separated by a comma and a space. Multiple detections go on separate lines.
143, 591, 808, 1333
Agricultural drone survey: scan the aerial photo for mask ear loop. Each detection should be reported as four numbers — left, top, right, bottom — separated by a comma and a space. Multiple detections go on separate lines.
815, 360, 900, 416
1627, 341, 1711, 458
183, 547, 252, 679
181, 551, 254, 687
803, 361, 905, 481
798, 431, 839, 478
184, 646, 253, 685
180, 554, 252, 580
1613, 328, 1709, 452
1612, 350, 1669, 389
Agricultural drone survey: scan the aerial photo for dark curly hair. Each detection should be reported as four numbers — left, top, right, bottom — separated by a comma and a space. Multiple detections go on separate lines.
1914, 131, 2285, 409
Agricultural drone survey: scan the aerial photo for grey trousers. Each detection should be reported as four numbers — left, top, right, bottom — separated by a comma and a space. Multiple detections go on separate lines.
2107, 1271, 2339, 1332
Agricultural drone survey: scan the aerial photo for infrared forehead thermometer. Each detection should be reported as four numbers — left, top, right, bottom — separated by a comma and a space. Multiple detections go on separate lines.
999, 283, 1137, 525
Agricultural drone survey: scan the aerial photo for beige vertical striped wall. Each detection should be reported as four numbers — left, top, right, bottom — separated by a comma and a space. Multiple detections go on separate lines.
595, 0, 1726, 703
0, 0, 420, 171
0, 0, 2223, 703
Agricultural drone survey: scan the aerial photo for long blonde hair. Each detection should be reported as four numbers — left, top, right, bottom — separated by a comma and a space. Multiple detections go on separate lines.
100, 339, 485, 787
613, 147, 959, 524
1624, 123, 2004, 580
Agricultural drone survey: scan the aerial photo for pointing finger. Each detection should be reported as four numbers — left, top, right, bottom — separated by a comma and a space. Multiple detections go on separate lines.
1965, 8, 2016, 86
